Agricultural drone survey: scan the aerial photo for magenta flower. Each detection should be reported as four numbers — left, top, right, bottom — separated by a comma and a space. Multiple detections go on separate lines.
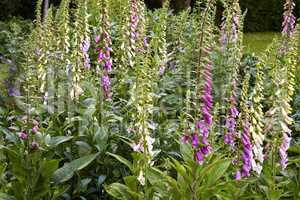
282, 12, 296, 37
19, 131, 28, 140
95, 35, 101, 43
96, 9, 113, 99
195, 151, 204, 165
181, 135, 190, 144
101, 75, 111, 99
240, 120, 253, 177
104, 60, 112, 72
98, 51, 104, 62
224, 80, 239, 147
201, 146, 211, 155
32, 125, 39, 134
230, 107, 239, 118
235, 170, 241, 180
192, 133, 199, 148
129, 0, 139, 46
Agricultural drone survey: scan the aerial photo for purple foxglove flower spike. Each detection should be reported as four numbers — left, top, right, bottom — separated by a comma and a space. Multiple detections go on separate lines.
196, 60, 214, 160
224, 80, 239, 147
96, 3, 113, 100
240, 120, 253, 177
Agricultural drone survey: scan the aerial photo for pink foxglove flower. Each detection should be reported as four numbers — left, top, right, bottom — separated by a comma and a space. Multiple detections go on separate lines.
191, 133, 199, 148
279, 132, 291, 169
32, 125, 39, 134
19, 131, 28, 140
235, 170, 241, 180
281, 0, 296, 43
101, 75, 111, 99
31, 141, 39, 150
181, 134, 190, 144
195, 151, 204, 165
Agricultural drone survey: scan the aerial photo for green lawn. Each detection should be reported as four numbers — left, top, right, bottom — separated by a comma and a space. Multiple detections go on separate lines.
243, 32, 280, 54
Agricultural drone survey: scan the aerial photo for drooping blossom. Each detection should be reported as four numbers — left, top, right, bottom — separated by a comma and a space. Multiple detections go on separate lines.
32, 125, 39, 134
224, 80, 239, 147
181, 134, 190, 144
19, 131, 28, 140
195, 150, 204, 165
95, 35, 101, 43
129, 0, 139, 47
191, 133, 199, 148
96, 3, 113, 100
240, 120, 253, 177
235, 170, 241, 180
159, 65, 165, 75
131, 135, 155, 157
137, 170, 145, 186
132, 140, 144, 152
279, 132, 291, 169
104, 60, 112, 72
81, 38, 91, 69
31, 141, 39, 150
279, 121, 292, 170
231, 16, 239, 44
220, 16, 227, 52
101, 75, 111, 99
282, 0, 296, 37
198, 60, 214, 158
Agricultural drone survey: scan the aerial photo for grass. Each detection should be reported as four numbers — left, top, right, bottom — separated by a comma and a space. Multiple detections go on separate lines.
243, 32, 280, 54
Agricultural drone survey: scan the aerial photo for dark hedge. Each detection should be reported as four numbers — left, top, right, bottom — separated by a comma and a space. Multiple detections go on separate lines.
0, 0, 299, 32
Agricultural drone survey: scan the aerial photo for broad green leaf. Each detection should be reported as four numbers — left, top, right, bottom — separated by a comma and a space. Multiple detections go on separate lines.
52, 153, 99, 183
106, 152, 133, 172
203, 159, 231, 186
105, 183, 142, 200
0, 193, 16, 200
45, 136, 74, 147
124, 176, 138, 191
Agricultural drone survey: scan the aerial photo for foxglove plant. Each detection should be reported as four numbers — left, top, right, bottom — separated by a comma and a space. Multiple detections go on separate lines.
224, 0, 242, 149
265, 0, 298, 171
192, 0, 216, 164
96, 0, 112, 99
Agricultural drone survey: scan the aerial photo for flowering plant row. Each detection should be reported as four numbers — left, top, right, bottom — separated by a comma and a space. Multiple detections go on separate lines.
0, 0, 299, 199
